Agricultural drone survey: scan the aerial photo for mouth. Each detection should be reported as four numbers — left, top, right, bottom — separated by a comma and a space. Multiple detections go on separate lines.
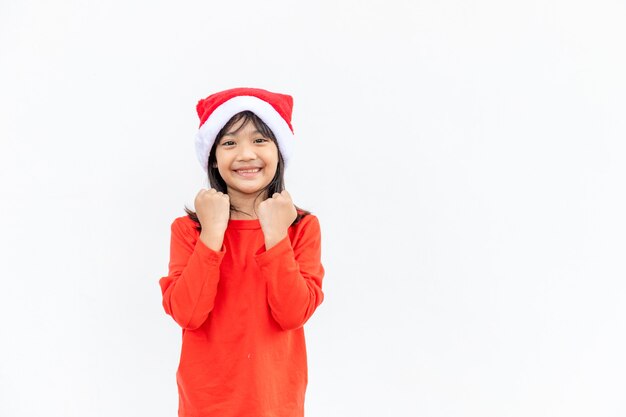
233, 168, 262, 178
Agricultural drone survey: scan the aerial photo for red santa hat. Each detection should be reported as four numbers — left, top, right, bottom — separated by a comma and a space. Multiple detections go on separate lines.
194, 87, 296, 173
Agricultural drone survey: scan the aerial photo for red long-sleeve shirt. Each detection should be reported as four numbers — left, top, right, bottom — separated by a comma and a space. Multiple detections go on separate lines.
159, 212, 325, 417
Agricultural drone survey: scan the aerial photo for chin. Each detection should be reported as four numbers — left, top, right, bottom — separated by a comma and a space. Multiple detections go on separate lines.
233, 183, 270, 194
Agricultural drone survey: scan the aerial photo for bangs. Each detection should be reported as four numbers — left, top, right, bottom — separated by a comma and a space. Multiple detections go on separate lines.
219, 111, 277, 143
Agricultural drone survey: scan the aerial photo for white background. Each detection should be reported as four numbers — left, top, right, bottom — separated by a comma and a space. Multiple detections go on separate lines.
1, 1, 625, 416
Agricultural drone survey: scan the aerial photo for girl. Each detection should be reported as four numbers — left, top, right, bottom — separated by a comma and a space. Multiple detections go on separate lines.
158, 87, 325, 417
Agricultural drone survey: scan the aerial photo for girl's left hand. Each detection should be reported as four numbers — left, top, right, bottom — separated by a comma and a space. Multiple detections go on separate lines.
258, 190, 298, 246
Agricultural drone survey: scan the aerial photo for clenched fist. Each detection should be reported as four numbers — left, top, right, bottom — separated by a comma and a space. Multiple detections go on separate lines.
195, 188, 230, 238
257, 190, 298, 249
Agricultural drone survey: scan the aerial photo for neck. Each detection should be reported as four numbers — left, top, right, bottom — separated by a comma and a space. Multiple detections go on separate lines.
227, 189, 266, 219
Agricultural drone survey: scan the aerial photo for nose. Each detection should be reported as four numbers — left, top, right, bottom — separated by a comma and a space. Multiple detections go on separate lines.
236, 142, 258, 161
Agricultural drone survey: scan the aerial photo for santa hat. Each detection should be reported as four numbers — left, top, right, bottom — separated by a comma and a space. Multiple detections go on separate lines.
194, 87, 295, 174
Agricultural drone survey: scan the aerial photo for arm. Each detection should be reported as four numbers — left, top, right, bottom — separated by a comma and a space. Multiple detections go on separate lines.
254, 215, 325, 331
158, 218, 226, 330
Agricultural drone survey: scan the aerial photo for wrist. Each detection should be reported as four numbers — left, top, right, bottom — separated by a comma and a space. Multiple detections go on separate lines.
265, 231, 288, 249
200, 230, 225, 252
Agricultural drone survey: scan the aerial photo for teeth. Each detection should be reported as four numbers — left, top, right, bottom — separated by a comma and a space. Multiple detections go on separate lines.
237, 169, 260, 173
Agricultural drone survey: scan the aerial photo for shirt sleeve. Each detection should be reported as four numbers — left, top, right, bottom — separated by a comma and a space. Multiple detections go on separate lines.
158, 218, 226, 330
253, 215, 325, 331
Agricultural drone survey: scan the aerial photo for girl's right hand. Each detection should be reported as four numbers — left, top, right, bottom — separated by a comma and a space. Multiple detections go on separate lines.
194, 188, 230, 235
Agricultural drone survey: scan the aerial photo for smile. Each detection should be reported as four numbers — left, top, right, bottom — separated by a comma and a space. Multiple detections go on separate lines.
234, 168, 262, 177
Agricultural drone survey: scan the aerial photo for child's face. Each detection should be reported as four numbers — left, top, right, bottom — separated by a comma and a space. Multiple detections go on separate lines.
215, 118, 279, 198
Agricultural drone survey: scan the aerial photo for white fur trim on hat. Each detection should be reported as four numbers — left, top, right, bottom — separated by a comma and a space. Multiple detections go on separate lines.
194, 95, 295, 173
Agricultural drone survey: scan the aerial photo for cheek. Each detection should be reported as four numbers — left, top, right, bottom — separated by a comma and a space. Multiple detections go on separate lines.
264, 158, 278, 174
264, 146, 279, 163
214, 150, 228, 168
264, 160, 279, 177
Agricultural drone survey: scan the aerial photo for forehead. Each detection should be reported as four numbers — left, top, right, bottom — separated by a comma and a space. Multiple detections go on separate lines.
222, 119, 263, 137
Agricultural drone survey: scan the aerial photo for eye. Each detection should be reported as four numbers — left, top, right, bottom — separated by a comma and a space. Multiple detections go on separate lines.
255, 138, 269, 143
222, 141, 234, 146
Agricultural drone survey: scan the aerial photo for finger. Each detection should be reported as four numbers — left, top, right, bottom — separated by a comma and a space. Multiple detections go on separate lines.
273, 192, 281, 198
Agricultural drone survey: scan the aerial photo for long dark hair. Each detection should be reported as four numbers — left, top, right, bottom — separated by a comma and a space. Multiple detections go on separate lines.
184, 110, 311, 233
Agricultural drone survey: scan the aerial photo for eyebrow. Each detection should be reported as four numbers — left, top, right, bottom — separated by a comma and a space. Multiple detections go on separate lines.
223, 129, 262, 137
